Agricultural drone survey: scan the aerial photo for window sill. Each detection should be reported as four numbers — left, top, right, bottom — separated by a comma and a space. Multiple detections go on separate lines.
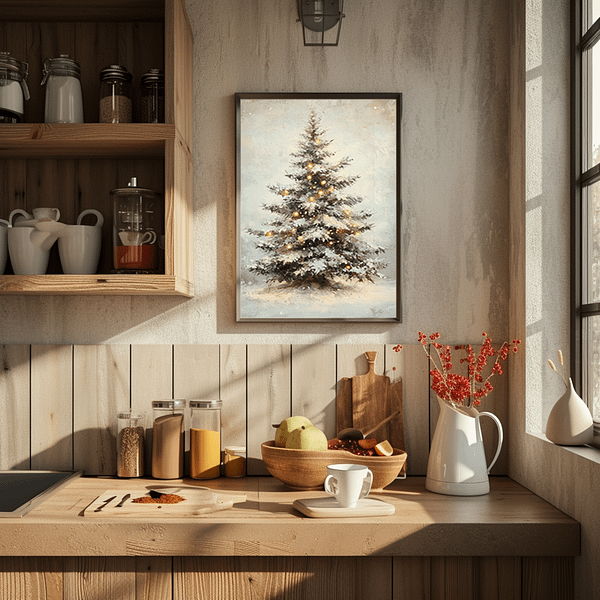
529, 431, 600, 464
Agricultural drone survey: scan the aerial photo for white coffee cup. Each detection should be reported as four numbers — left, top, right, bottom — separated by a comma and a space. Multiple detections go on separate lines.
32, 207, 61, 221
0, 220, 8, 275
324, 463, 373, 508
118, 230, 156, 246
58, 209, 104, 274
8, 226, 50, 275
58, 225, 102, 274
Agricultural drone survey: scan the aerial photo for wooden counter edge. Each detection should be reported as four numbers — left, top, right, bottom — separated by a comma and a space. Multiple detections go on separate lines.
0, 476, 580, 558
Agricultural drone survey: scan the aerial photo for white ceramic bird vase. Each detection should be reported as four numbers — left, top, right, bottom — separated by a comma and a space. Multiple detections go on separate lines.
545, 378, 594, 446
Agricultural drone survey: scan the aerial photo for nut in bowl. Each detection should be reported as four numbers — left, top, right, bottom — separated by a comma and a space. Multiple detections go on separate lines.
261, 441, 407, 491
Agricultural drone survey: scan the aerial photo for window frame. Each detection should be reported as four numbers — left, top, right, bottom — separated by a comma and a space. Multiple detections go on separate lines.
573, 0, 600, 426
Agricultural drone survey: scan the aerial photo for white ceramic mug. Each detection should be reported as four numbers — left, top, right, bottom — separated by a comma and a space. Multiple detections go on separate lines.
58, 209, 104, 274
324, 464, 373, 508
0, 220, 8, 275
118, 230, 157, 246
32, 207, 60, 221
8, 227, 50, 275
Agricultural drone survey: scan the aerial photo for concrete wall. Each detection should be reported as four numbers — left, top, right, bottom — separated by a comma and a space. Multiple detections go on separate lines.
0, 0, 510, 346
509, 0, 600, 597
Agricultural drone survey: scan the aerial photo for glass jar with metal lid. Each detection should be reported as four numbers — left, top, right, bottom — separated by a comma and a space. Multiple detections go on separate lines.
99, 64, 132, 123
151, 400, 186, 479
0, 52, 30, 123
190, 400, 222, 479
140, 68, 165, 123
42, 55, 83, 123
117, 412, 145, 478
224, 446, 246, 478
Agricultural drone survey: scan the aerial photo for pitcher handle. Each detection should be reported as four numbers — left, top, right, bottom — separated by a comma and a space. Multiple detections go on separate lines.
77, 209, 104, 228
9, 209, 32, 226
478, 411, 503, 473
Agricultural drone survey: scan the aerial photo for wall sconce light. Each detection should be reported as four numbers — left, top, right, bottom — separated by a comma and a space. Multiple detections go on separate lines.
298, 0, 345, 47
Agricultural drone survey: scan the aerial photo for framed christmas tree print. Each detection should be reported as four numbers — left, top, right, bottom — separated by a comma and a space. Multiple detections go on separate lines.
236, 93, 401, 322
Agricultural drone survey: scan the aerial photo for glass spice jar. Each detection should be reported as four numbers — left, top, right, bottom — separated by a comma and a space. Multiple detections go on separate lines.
151, 400, 186, 479
99, 64, 132, 123
116, 412, 145, 478
140, 68, 165, 123
224, 446, 246, 478
190, 400, 222, 480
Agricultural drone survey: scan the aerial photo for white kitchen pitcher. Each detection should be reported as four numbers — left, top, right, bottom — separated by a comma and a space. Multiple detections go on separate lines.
426, 397, 503, 496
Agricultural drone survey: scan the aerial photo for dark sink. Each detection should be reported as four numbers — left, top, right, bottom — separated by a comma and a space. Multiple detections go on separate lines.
0, 471, 81, 517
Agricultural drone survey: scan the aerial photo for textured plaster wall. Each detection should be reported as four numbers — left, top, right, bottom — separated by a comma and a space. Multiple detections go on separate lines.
0, 0, 510, 346
509, 0, 600, 597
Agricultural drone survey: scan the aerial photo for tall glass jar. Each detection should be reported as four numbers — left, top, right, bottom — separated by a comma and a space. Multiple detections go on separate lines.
140, 68, 165, 123
99, 65, 132, 123
42, 55, 83, 123
111, 177, 162, 273
151, 400, 186, 479
117, 412, 145, 478
190, 400, 222, 479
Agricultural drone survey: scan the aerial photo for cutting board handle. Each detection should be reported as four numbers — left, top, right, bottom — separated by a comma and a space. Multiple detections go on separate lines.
364, 351, 377, 372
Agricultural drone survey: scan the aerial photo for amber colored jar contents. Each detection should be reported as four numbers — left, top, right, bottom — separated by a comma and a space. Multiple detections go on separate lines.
224, 446, 246, 478
189, 400, 222, 480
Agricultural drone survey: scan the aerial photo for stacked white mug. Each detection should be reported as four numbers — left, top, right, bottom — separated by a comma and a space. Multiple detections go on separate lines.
58, 209, 103, 274
7, 208, 58, 275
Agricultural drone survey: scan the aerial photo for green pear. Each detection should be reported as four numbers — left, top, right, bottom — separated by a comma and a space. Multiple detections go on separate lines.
285, 425, 328, 451
275, 415, 313, 447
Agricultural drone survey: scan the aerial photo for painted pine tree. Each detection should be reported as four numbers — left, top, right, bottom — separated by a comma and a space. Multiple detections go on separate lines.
247, 111, 386, 289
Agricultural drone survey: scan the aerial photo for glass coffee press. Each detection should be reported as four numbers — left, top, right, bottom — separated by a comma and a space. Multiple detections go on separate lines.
111, 177, 162, 273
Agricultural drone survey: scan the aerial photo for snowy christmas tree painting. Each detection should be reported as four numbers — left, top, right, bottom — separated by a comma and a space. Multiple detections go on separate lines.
237, 95, 399, 321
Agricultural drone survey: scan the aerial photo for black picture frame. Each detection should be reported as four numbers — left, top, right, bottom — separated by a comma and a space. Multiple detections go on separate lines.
236, 92, 402, 322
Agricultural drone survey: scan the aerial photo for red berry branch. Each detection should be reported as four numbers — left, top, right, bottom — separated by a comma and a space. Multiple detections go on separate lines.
393, 332, 521, 407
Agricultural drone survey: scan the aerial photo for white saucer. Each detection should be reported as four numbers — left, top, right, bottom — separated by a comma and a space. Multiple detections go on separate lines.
293, 496, 395, 518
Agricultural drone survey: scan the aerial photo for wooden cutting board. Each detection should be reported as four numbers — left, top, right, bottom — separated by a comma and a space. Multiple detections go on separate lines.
336, 351, 405, 453
84, 487, 247, 518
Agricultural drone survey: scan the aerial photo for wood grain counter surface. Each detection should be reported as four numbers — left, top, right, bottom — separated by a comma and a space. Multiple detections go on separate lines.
0, 476, 579, 558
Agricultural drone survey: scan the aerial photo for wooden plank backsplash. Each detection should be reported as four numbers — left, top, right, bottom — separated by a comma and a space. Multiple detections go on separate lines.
0, 344, 509, 477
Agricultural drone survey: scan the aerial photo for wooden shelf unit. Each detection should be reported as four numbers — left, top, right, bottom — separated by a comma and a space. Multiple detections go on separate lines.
0, 0, 194, 296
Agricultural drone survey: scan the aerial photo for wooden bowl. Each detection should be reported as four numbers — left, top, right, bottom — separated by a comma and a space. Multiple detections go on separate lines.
261, 441, 407, 491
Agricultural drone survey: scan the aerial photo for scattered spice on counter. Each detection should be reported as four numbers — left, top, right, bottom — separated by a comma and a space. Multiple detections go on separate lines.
132, 493, 185, 504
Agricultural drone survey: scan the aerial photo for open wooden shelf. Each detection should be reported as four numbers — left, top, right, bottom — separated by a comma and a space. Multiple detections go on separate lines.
0, 124, 176, 158
0, 0, 194, 297
0, 274, 193, 296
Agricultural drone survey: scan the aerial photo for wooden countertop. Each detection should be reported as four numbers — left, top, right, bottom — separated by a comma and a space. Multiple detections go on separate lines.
0, 476, 579, 558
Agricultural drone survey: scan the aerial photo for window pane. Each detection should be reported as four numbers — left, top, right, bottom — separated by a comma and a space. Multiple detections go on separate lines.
586, 43, 600, 168
593, 1, 600, 26
584, 0, 600, 33
583, 316, 600, 422
585, 181, 600, 302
